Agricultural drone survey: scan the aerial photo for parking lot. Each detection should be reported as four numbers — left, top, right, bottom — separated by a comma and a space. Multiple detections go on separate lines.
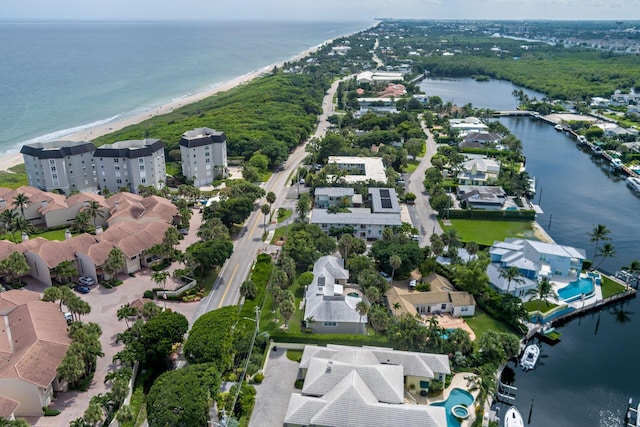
23, 208, 203, 426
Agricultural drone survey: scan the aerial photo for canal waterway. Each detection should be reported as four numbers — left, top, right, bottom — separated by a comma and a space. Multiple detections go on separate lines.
420, 78, 640, 426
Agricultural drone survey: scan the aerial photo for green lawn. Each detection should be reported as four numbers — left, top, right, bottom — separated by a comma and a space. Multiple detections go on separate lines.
601, 275, 627, 298
165, 162, 181, 177
441, 219, 534, 246
286, 349, 303, 362
35, 229, 81, 241
260, 271, 306, 335
466, 307, 515, 338
405, 161, 419, 173
276, 208, 293, 223
523, 299, 559, 312
270, 224, 291, 245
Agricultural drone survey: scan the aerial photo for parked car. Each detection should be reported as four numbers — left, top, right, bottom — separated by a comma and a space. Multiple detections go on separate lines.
78, 276, 95, 286
63, 312, 73, 324
179, 228, 189, 235
409, 279, 417, 289
74, 285, 90, 294
379, 271, 392, 283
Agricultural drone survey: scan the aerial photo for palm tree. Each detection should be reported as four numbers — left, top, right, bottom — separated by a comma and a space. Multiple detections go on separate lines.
117, 304, 137, 329
141, 301, 161, 320
595, 243, 616, 269
266, 191, 276, 212
104, 248, 125, 281
71, 211, 92, 233
279, 299, 295, 329
84, 200, 105, 229
57, 351, 85, 388
392, 301, 402, 313
499, 266, 525, 294
13, 216, 34, 237
240, 280, 258, 300
83, 396, 105, 426
588, 224, 611, 265
356, 300, 369, 332
51, 260, 78, 285
0, 208, 18, 240
261, 204, 270, 231
526, 277, 556, 323
389, 254, 402, 282
12, 193, 30, 219
365, 286, 380, 305
151, 270, 170, 310
295, 193, 311, 222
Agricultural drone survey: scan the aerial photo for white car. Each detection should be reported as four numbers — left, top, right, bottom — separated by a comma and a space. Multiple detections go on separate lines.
78, 276, 95, 286
409, 279, 417, 289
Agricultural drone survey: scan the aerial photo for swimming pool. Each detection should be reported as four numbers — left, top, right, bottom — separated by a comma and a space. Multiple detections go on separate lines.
557, 277, 595, 302
430, 388, 474, 427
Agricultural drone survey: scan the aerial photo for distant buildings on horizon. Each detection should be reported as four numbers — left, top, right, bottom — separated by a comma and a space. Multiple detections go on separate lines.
20, 127, 228, 195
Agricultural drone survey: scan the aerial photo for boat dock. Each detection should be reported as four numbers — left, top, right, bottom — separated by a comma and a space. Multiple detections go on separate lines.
496, 110, 640, 179
625, 397, 639, 427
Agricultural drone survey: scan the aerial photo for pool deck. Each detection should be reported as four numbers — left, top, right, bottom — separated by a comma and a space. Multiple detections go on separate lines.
406, 373, 481, 426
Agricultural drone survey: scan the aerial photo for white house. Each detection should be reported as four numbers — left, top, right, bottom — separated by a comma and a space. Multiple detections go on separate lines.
327, 156, 387, 183
304, 256, 366, 334
284, 344, 450, 427
457, 156, 501, 186
311, 188, 402, 240
488, 238, 586, 297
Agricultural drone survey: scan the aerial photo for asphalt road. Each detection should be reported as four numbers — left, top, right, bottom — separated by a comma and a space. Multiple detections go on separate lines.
191, 77, 344, 321
406, 114, 443, 247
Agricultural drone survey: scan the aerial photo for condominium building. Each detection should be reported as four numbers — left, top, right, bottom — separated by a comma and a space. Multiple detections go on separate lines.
179, 127, 228, 187
20, 140, 97, 194
93, 139, 166, 194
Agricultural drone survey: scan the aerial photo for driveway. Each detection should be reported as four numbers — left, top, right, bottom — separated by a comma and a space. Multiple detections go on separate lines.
22, 209, 203, 426
249, 346, 300, 427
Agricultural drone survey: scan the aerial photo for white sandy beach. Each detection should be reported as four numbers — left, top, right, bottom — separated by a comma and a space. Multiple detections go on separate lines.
0, 37, 338, 174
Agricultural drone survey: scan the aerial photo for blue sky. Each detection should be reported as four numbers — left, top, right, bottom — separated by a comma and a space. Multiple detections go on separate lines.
2, 0, 639, 21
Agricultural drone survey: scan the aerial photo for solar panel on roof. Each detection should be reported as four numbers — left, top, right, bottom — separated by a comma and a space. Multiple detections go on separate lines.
379, 189, 390, 197
381, 199, 392, 209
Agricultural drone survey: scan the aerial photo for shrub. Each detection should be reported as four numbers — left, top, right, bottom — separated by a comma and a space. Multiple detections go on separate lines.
143, 290, 155, 299
415, 283, 431, 292
294, 379, 304, 389
43, 407, 60, 417
252, 373, 264, 384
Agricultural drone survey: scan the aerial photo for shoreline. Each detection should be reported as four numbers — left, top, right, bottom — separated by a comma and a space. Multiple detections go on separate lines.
0, 22, 376, 175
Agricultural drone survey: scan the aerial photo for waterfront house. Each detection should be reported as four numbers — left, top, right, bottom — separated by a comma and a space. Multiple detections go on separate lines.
386, 274, 476, 317
179, 127, 228, 187
311, 188, 402, 240
304, 256, 366, 334
449, 116, 488, 133
93, 139, 166, 194
456, 185, 507, 210
457, 156, 501, 186
356, 70, 404, 84
488, 238, 586, 297
21, 140, 98, 194
284, 344, 450, 427
0, 290, 71, 416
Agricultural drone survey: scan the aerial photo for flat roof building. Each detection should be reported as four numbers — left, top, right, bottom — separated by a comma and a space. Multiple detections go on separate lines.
93, 139, 165, 194
327, 156, 387, 184
21, 140, 97, 194
179, 128, 228, 187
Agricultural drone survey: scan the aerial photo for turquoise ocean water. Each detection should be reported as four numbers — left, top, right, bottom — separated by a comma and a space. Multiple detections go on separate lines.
0, 20, 373, 155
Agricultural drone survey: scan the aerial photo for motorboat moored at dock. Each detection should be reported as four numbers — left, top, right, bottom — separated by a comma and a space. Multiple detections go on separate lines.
520, 343, 540, 371
504, 406, 524, 427
627, 177, 640, 193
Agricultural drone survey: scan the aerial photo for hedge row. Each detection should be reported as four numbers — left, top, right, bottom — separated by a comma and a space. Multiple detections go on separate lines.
271, 332, 391, 347
239, 253, 273, 322
446, 209, 536, 220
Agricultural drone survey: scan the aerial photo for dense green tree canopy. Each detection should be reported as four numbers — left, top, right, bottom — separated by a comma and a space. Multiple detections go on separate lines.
184, 306, 237, 371
147, 363, 221, 427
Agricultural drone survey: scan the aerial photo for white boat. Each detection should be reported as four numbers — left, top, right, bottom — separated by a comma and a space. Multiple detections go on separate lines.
577, 135, 587, 145
554, 124, 564, 131
611, 158, 624, 169
504, 406, 524, 427
627, 177, 640, 193
520, 343, 540, 371
592, 146, 603, 155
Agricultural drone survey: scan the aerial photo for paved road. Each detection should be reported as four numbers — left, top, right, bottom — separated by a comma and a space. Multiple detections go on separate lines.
406, 114, 443, 247
191, 77, 344, 321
